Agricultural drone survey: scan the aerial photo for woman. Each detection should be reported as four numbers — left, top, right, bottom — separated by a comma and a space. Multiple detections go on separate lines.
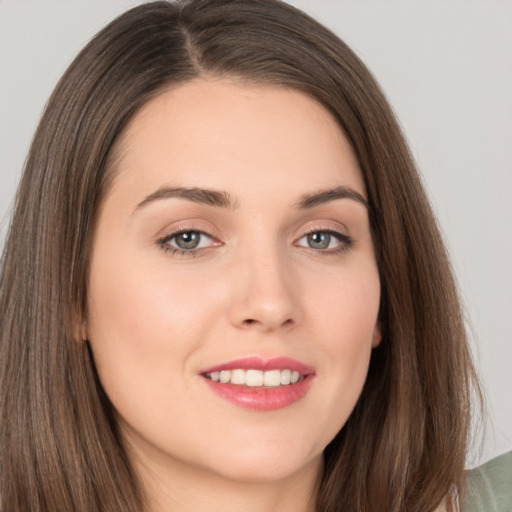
0, 1, 482, 511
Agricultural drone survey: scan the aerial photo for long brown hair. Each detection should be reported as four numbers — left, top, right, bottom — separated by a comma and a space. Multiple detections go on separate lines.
0, 1, 480, 511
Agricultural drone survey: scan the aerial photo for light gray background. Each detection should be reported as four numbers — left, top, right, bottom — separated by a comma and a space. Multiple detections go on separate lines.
1, 0, 510, 466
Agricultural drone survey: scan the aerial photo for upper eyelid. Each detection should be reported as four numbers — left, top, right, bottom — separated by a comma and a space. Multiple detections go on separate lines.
301, 226, 345, 234
157, 222, 217, 240
296, 228, 351, 244
155, 219, 351, 243
159, 230, 217, 247
162, 231, 210, 241
158, 230, 218, 257
298, 228, 347, 239
163, 227, 213, 237
298, 222, 349, 236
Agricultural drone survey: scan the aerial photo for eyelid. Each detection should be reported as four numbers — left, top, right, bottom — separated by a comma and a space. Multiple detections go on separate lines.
155, 219, 219, 242
155, 220, 354, 257
162, 230, 214, 246
294, 222, 353, 253
295, 229, 347, 245
298, 220, 350, 238
156, 222, 222, 256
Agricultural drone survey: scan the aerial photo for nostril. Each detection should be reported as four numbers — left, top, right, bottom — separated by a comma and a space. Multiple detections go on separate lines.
241, 317, 294, 328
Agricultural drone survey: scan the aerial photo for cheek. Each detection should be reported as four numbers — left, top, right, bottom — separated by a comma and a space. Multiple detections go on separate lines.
302, 261, 380, 438
305, 257, 380, 347
86, 260, 220, 455
88, 250, 215, 348
85, 250, 216, 409
331, 276, 379, 378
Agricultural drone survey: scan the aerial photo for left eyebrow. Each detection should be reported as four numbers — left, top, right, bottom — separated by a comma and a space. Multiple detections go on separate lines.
294, 186, 369, 209
134, 186, 240, 212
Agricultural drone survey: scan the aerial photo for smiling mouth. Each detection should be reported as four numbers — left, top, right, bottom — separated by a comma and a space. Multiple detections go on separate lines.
204, 369, 303, 387
199, 357, 315, 410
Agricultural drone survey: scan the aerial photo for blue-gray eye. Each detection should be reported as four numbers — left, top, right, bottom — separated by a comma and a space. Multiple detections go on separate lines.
173, 231, 202, 249
307, 232, 331, 250
296, 230, 351, 252
158, 229, 217, 255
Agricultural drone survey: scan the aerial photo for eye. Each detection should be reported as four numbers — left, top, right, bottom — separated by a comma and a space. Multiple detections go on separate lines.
159, 230, 216, 254
296, 230, 352, 252
172, 231, 205, 250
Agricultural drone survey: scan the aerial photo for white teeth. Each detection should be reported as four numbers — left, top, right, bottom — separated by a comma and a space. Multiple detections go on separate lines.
219, 370, 231, 383
245, 369, 263, 386
206, 368, 304, 387
280, 369, 291, 385
231, 369, 246, 385
263, 369, 281, 387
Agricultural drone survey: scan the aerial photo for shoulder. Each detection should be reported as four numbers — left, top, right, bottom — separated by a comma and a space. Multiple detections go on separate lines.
462, 450, 512, 512
435, 485, 461, 512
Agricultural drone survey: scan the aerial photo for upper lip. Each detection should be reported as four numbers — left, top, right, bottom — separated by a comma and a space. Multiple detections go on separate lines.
200, 356, 315, 375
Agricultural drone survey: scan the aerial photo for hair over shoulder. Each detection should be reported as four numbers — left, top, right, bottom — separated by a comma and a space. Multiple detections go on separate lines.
0, 1, 481, 511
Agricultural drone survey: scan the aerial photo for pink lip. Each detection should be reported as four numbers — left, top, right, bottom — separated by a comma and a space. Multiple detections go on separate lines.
199, 357, 315, 411
200, 356, 315, 375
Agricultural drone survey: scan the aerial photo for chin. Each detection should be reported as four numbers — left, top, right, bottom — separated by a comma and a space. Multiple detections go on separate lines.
199, 442, 323, 484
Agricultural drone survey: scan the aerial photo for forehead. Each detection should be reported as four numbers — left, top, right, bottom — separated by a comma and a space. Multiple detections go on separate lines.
109, 78, 365, 206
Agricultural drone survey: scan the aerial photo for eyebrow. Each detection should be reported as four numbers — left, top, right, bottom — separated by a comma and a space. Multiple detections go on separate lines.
134, 184, 368, 213
135, 186, 240, 211
294, 186, 369, 209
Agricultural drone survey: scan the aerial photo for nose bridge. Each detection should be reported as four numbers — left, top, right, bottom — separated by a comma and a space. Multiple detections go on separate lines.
229, 235, 300, 331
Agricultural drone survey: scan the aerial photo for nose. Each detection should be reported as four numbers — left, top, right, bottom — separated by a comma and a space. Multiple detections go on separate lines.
228, 247, 301, 332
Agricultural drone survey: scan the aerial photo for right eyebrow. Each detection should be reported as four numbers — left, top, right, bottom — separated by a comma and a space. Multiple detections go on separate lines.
294, 186, 369, 210
134, 186, 240, 213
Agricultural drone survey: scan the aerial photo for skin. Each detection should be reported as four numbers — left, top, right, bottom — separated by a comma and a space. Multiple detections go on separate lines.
86, 78, 381, 512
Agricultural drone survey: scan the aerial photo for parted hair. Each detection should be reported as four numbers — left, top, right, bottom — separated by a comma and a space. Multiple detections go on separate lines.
0, 1, 480, 511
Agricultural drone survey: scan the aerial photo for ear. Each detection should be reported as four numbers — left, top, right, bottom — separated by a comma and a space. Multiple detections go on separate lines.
71, 311, 88, 342
78, 320, 88, 342
371, 322, 382, 348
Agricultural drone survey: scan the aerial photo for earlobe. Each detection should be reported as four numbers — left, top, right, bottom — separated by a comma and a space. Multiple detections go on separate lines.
71, 314, 88, 343
79, 323, 88, 343
371, 323, 382, 348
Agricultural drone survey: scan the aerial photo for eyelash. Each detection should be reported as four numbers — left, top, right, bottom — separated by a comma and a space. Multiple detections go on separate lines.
157, 226, 353, 257
296, 228, 354, 255
157, 227, 217, 258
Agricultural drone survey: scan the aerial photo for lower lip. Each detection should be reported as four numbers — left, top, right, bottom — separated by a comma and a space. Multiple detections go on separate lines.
202, 375, 314, 411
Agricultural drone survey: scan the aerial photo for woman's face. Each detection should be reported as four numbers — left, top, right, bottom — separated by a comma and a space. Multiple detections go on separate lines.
87, 79, 381, 485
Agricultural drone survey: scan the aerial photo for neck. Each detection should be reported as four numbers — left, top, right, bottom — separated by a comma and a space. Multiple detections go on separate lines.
129, 441, 322, 512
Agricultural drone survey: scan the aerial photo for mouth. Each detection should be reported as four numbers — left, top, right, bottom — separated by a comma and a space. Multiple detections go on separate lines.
200, 357, 315, 411
204, 368, 304, 387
